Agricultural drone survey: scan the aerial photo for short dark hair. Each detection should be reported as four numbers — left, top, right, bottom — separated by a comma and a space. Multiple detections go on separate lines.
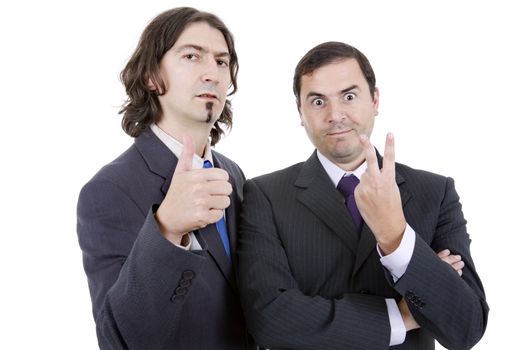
293, 41, 376, 107
119, 7, 239, 145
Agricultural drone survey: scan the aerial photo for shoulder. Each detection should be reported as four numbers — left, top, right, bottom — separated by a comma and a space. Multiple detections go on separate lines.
78, 143, 155, 205
87, 143, 146, 186
246, 162, 305, 194
395, 161, 455, 198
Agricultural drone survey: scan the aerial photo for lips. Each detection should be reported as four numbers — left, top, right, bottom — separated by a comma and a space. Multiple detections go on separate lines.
197, 93, 218, 100
327, 129, 353, 136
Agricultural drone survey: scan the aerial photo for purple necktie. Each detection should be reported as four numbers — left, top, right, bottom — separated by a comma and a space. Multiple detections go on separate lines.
337, 174, 363, 232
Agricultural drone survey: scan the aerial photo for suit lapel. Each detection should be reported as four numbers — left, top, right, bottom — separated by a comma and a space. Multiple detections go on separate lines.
212, 153, 239, 265
211, 153, 240, 292
134, 128, 178, 195
195, 224, 236, 291
296, 152, 359, 254
134, 129, 236, 290
352, 153, 413, 276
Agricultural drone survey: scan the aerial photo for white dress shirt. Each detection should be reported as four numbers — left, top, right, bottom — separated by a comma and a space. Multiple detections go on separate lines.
317, 150, 416, 346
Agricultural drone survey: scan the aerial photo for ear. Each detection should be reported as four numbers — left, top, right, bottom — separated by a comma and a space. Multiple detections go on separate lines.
147, 77, 157, 91
297, 99, 305, 126
373, 88, 380, 116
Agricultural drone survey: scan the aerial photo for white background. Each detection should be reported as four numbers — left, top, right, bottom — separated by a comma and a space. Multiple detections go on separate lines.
0, 0, 523, 348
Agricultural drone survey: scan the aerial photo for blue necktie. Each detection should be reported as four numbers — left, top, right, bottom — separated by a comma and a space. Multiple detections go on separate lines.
203, 160, 231, 257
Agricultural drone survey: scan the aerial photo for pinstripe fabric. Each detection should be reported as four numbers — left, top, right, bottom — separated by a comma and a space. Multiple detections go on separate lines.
237, 151, 488, 350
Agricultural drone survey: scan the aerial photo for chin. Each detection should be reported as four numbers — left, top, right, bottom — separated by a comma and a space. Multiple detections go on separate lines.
329, 145, 358, 159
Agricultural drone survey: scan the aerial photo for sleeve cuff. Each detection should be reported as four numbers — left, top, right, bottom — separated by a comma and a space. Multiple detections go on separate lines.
174, 233, 192, 251
378, 224, 416, 282
385, 298, 406, 346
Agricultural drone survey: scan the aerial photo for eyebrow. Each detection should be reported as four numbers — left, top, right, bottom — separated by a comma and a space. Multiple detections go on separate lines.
305, 84, 360, 100
340, 84, 360, 94
174, 44, 230, 58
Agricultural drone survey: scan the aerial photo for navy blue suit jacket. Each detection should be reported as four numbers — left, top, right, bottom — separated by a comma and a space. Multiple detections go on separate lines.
77, 128, 254, 349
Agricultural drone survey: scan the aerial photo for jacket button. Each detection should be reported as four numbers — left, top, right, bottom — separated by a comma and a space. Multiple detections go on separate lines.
175, 286, 188, 295
180, 279, 191, 287
171, 294, 184, 303
183, 270, 195, 279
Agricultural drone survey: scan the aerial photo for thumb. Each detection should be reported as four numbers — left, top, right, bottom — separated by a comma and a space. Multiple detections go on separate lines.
174, 134, 195, 173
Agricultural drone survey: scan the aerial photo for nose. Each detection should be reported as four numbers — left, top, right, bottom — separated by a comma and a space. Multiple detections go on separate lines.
326, 104, 347, 124
201, 56, 219, 84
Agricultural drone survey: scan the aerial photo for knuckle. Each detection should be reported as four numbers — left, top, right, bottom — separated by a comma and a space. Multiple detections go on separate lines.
191, 183, 204, 195
208, 210, 221, 223
194, 197, 206, 207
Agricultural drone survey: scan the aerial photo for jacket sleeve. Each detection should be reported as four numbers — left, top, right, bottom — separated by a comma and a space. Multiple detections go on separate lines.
393, 177, 489, 350
237, 179, 391, 350
77, 179, 206, 350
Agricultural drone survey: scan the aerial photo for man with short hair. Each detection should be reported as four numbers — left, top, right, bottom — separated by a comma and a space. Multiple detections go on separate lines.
237, 41, 488, 349
77, 7, 255, 349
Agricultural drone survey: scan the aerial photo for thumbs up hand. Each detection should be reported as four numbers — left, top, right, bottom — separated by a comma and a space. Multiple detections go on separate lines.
156, 135, 233, 245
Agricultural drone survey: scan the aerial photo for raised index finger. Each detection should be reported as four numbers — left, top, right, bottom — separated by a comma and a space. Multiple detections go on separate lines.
359, 134, 380, 176
382, 132, 396, 176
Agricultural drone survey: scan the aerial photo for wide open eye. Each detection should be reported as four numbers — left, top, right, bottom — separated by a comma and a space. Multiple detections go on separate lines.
343, 92, 356, 101
312, 98, 325, 107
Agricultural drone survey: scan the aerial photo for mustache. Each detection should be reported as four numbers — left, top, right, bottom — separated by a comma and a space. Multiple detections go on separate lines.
195, 84, 221, 100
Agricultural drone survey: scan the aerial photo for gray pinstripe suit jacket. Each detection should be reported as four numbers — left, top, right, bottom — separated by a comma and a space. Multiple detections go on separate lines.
237, 151, 488, 350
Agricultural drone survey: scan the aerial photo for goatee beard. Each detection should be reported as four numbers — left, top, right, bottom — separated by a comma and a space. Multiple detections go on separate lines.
205, 102, 213, 123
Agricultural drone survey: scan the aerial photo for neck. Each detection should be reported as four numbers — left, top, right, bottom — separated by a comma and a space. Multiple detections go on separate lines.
157, 116, 212, 157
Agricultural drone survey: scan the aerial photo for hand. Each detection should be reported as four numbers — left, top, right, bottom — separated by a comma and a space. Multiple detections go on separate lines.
437, 249, 464, 276
355, 133, 406, 254
155, 134, 233, 245
398, 298, 420, 331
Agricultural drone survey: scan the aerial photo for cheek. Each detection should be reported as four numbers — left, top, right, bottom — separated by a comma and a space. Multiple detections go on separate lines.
220, 71, 232, 87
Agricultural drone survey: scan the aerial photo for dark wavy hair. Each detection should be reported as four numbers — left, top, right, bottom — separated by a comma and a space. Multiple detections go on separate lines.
293, 41, 376, 108
119, 7, 239, 145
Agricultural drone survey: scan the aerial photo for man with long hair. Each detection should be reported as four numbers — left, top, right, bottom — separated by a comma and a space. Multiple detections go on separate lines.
77, 7, 254, 349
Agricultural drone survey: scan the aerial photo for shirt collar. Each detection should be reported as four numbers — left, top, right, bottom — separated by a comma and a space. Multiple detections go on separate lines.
150, 123, 213, 169
316, 149, 368, 187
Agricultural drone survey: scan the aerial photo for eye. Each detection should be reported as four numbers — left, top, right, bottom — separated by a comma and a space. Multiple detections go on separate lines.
217, 59, 229, 67
312, 98, 325, 107
184, 53, 199, 61
344, 92, 356, 101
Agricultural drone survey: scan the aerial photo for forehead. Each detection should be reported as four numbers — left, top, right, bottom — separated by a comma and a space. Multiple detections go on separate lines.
174, 21, 229, 53
300, 58, 368, 97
